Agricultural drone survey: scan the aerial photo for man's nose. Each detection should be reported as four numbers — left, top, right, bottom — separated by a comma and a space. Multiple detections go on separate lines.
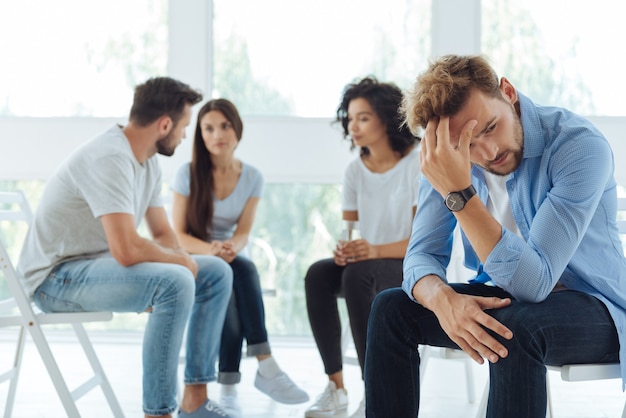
479, 141, 498, 161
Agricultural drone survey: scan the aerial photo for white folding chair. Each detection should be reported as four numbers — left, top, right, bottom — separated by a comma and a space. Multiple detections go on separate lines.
420, 346, 478, 404
0, 190, 124, 418
248, 236, 278, 298
339, 315, 361, 367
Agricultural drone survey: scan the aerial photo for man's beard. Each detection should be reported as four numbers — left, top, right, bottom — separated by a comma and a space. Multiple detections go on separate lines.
156, 131, 177, 157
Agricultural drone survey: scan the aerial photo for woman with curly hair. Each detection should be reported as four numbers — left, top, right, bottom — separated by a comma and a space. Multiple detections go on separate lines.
304, 77, 421, 418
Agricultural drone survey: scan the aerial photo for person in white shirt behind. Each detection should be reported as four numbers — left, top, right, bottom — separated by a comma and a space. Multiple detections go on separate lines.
304, 76, 421, 418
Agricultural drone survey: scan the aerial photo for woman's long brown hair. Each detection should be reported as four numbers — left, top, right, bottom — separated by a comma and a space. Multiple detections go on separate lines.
186, 98, 243, 241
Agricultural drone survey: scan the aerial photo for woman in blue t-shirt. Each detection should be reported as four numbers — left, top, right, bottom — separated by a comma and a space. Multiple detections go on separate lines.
171, 99, 308, 418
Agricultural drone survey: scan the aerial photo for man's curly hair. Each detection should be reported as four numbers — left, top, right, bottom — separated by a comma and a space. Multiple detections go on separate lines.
402, 55, 502, 135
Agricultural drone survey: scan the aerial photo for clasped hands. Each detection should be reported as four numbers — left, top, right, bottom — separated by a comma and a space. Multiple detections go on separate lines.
210, 240, 237, 263
333, 238, 374, 266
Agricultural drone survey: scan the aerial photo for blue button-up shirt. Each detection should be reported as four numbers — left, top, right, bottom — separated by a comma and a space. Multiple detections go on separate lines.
402, 93, 626, 384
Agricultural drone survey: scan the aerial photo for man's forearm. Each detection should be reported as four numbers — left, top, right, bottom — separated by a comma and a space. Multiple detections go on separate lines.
152, 230, 181, 250
115, 235, 189, 267
452, 197, 502, 263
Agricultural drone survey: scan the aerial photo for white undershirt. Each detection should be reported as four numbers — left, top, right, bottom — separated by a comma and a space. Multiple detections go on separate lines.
483, 172, 521, 238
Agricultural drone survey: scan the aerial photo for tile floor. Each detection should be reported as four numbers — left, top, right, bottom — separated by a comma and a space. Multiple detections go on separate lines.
0, 328, 625, 417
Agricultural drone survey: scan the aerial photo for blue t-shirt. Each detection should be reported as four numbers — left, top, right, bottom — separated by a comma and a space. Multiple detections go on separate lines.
171, 162, 264, 241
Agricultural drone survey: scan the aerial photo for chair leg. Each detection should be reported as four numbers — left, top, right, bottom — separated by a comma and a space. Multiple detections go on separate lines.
545, 372, 553, 418
340, 320, 351, 358
26, 323, 81, 417
72, 324, 124, 417
3, 326, 26, 418
475, 379, 488, 418
463, 357, 476, 403
25, 323, 124, 417
418, 345, 430, 386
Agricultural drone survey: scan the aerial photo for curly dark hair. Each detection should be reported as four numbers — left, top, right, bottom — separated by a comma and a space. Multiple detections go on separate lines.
336, 76, 419, 157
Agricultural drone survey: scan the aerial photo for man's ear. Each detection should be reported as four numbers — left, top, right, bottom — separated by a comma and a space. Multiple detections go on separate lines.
499, 77, 518, 105
156, 115, 173, 135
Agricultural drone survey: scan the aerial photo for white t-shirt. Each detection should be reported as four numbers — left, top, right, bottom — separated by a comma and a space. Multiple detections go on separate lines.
483, 172, 521, 237
17, 125, 163, 296
342, 146, 421, 245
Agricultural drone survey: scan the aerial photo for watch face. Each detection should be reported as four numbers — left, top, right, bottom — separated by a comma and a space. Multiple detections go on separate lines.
445, 192, 465, 212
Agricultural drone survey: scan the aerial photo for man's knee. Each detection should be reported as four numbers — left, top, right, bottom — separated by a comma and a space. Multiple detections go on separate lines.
489, 303, 542, 351
194, 255, 234, 292
370, 288, 406, 325
149, 264, 196, 310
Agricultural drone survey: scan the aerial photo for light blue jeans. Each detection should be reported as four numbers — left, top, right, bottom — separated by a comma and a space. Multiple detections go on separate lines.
33, 255, 233, 417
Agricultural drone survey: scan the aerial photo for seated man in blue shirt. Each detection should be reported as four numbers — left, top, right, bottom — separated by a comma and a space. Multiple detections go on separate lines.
364, 54, 626, 417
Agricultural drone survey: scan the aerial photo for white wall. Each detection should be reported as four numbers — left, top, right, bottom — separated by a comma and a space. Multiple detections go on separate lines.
1, 0, 625, 187
0, 116, 353, 184
1, 116, 625, 186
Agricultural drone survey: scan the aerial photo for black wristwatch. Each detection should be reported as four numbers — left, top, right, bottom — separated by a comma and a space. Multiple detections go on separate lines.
444, 185, 477, 212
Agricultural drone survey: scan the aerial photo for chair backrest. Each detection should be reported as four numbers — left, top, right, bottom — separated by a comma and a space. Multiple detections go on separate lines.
0, 191, 37, 316
0, 191, 33, 223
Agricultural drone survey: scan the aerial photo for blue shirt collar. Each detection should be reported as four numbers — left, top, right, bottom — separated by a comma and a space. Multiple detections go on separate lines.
518, 92, 545, 159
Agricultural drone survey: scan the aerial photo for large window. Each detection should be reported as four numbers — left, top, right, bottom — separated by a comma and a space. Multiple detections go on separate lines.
0, 0, 167, 117
212, 0, 431, 116
482, 0, 626, 116
3, 1, 626, 337
251, 184, 342, 334
0, 180, 343, 335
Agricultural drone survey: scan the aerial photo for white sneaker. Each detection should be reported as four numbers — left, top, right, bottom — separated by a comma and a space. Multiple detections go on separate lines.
254, 370, 310, 404
219, 394, 242, 418
304, 381, 349, 418
348, 397, 365, 418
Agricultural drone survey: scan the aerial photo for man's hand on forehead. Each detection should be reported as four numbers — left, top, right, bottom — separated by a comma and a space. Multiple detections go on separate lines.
420, 116, 477, 197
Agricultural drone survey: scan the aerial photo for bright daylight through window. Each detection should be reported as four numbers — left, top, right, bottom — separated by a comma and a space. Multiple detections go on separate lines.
1, 0, 626, 336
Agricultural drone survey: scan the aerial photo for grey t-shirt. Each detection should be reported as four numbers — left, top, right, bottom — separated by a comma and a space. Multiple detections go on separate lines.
17, 125, 163, 296
171, 161, 263, 241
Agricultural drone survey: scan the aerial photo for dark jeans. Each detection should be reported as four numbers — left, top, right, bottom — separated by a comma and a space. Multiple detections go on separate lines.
218, 256, 270, 384
305, 258, 403, 378
364, 285, 620, 418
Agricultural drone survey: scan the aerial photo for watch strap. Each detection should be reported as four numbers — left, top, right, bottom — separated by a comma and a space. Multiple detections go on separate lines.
458, 184, 477, 202
444, 184, 477, 212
